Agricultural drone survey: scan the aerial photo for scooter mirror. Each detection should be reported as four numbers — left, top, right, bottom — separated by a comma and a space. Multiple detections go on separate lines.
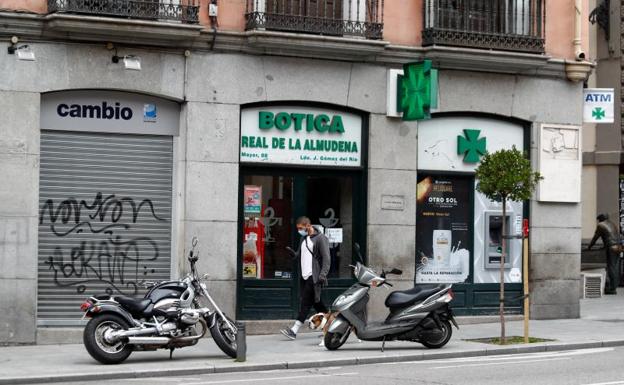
389, 268, 402, 275
353, 243, 364, 263
192, 236, 198, 248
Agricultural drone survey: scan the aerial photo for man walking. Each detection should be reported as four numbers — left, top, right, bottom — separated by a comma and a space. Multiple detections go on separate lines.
588, 213, 621, 294
280, 216, 330, 340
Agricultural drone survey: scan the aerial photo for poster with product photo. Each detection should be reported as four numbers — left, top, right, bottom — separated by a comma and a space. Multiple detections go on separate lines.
416, 175, 471, 283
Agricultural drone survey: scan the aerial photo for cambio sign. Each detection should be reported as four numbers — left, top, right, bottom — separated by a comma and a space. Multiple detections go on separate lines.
240, 106, 362, 167
41, 90, 180, 136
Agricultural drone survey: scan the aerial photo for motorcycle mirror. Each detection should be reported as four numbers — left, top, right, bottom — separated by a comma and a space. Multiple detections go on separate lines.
389, 268, 403, 275
192, 236, 198, 248
353, 243, 364, 263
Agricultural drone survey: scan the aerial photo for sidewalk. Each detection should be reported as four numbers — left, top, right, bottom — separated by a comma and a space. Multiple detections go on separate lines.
2, 293, 624, 385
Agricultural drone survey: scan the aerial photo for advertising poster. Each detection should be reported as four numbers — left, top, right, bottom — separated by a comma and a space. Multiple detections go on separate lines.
416, 175, 471, 283
244, 185, 262, 215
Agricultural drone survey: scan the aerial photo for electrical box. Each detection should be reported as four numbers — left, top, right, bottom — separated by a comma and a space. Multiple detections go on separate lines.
484, 212, 513, 269
209, 3, 218, 17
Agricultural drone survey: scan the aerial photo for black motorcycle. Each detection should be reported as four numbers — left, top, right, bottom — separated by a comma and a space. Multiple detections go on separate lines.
80, 237, 237, 364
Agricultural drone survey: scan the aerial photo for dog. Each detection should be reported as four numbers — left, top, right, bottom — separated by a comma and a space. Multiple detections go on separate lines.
308, 312, 337, 347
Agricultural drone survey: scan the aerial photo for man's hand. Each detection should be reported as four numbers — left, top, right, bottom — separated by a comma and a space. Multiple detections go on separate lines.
318, 275, 328, 287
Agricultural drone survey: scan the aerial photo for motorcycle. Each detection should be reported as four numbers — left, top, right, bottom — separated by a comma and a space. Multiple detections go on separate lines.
80, 237, 238, 364
324, 244, 458, 351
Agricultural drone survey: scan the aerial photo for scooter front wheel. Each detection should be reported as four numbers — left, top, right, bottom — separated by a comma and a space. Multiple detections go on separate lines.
420, 319, 452, 349
324, 328, 351, 350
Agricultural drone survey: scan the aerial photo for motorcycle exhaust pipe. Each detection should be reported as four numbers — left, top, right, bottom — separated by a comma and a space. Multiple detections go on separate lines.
127, 336, 171, 345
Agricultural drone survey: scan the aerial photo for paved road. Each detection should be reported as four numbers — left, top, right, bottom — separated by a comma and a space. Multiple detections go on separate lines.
64, 346, 624, 385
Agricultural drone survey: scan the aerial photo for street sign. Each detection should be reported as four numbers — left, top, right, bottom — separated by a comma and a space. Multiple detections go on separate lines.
583, 88, 614, 123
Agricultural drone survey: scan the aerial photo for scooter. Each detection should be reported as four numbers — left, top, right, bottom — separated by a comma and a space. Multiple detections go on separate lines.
324, 244, 458, 351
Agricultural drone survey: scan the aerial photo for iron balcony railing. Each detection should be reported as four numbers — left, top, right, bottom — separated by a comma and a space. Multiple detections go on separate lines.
47, 0, 200, 24
423, 0, 545, 53
245, 0, 384, 40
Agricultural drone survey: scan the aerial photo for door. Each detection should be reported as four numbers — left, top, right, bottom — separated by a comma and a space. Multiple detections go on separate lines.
237, 168, 365, 319
38, 131, 173, 326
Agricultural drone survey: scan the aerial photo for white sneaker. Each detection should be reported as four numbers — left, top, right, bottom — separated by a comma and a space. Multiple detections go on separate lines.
318, 337, 325, 347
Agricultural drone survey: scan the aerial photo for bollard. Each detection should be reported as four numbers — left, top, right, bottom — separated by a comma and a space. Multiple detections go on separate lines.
235, 321, 246, 362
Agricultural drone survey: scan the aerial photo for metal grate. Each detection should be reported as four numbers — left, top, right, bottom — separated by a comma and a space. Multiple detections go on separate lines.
245, 0, 384, 39
422, 0, 545, 53
582, 273, 603, 299
47, 0, 200, 24
37, 131, 173, 326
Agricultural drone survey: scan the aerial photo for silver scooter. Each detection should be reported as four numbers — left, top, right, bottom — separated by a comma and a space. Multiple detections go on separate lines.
324, 244, 458, 351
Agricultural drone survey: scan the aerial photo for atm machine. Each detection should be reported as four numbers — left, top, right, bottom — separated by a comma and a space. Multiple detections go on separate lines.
474, 191, 523, 283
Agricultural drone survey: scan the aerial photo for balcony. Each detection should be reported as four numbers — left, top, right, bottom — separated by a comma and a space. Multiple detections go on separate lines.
245, 0, 384, 40
47, 0, 200, 24
423, 0, 544, 53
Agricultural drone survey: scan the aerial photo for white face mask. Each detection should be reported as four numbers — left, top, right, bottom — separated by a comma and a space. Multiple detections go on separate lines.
298, 229, 308, 237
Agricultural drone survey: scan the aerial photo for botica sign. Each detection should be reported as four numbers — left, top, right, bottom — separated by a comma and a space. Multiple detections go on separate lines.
240, 106, 363, 167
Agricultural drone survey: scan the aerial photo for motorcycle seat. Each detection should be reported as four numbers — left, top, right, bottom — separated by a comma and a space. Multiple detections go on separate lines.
114, 296, 152, 314
385, 285, 446, 309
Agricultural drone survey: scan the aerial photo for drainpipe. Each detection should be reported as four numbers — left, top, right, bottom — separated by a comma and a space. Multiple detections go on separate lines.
574, 0, 586, 60
566, 0, 593, 81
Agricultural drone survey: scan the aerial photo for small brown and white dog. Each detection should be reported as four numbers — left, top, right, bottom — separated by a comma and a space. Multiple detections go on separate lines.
308, 312, 337, 347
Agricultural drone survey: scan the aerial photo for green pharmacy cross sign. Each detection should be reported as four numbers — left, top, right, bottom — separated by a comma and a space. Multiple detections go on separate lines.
457, 129, 486, 163
592, 107, 606, 120
397, 60, 438, 121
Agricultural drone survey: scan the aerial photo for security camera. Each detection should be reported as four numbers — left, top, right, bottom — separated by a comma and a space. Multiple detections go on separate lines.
575, 51, 586, 61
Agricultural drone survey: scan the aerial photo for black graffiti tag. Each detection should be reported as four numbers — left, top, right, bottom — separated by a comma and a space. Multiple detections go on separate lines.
39, 192, 165, 236
46, 236, 159, 295
40, 193, 168, 295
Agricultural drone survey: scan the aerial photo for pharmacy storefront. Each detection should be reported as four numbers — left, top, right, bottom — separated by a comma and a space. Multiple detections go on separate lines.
237, 104, 368, 319
416, 115, 528, 315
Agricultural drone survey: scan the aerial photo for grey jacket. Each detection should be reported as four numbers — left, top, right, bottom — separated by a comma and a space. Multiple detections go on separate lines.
295, 228, 331, 302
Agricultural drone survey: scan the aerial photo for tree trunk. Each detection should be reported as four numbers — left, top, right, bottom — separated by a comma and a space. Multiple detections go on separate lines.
500, 197, 507, 344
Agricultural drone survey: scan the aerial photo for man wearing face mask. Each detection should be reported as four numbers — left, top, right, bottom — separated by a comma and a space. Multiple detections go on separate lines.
280, 216, 330, 340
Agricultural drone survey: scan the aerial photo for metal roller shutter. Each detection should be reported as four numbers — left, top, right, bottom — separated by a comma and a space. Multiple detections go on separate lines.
38, 131, 173, 326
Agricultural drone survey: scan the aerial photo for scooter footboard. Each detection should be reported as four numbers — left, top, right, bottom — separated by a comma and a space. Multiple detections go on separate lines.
327, 314, 351, 334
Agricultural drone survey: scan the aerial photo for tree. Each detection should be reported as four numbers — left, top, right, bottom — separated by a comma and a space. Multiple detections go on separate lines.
474, 146, 542, 344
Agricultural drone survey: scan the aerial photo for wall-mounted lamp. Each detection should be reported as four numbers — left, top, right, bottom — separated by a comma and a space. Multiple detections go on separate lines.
112, 54, 141, 71
7, 36, 35, 61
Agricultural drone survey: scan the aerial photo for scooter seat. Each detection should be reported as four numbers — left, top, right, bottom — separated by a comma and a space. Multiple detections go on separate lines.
114, 296, 152, 314
385, 285, 446, 309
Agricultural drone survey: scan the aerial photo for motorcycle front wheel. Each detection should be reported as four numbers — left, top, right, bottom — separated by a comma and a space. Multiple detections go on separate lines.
83, 313, 133, 364
209, 314, 237, 358
324, 328, 351, 350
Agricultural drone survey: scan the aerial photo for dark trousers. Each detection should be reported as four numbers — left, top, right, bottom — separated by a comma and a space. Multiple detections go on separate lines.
606, 247, 621, 293
297, 277, 328, 323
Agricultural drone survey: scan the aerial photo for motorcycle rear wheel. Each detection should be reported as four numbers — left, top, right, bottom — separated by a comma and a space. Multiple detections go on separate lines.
209, 314, 237, 358
83, 313, 133, 364
420, 319, 452, 349
324, 328, 351, 351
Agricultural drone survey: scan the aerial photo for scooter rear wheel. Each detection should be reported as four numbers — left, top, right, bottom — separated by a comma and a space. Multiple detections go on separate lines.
324, 328, 351, 350
420, 319, 452, 349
